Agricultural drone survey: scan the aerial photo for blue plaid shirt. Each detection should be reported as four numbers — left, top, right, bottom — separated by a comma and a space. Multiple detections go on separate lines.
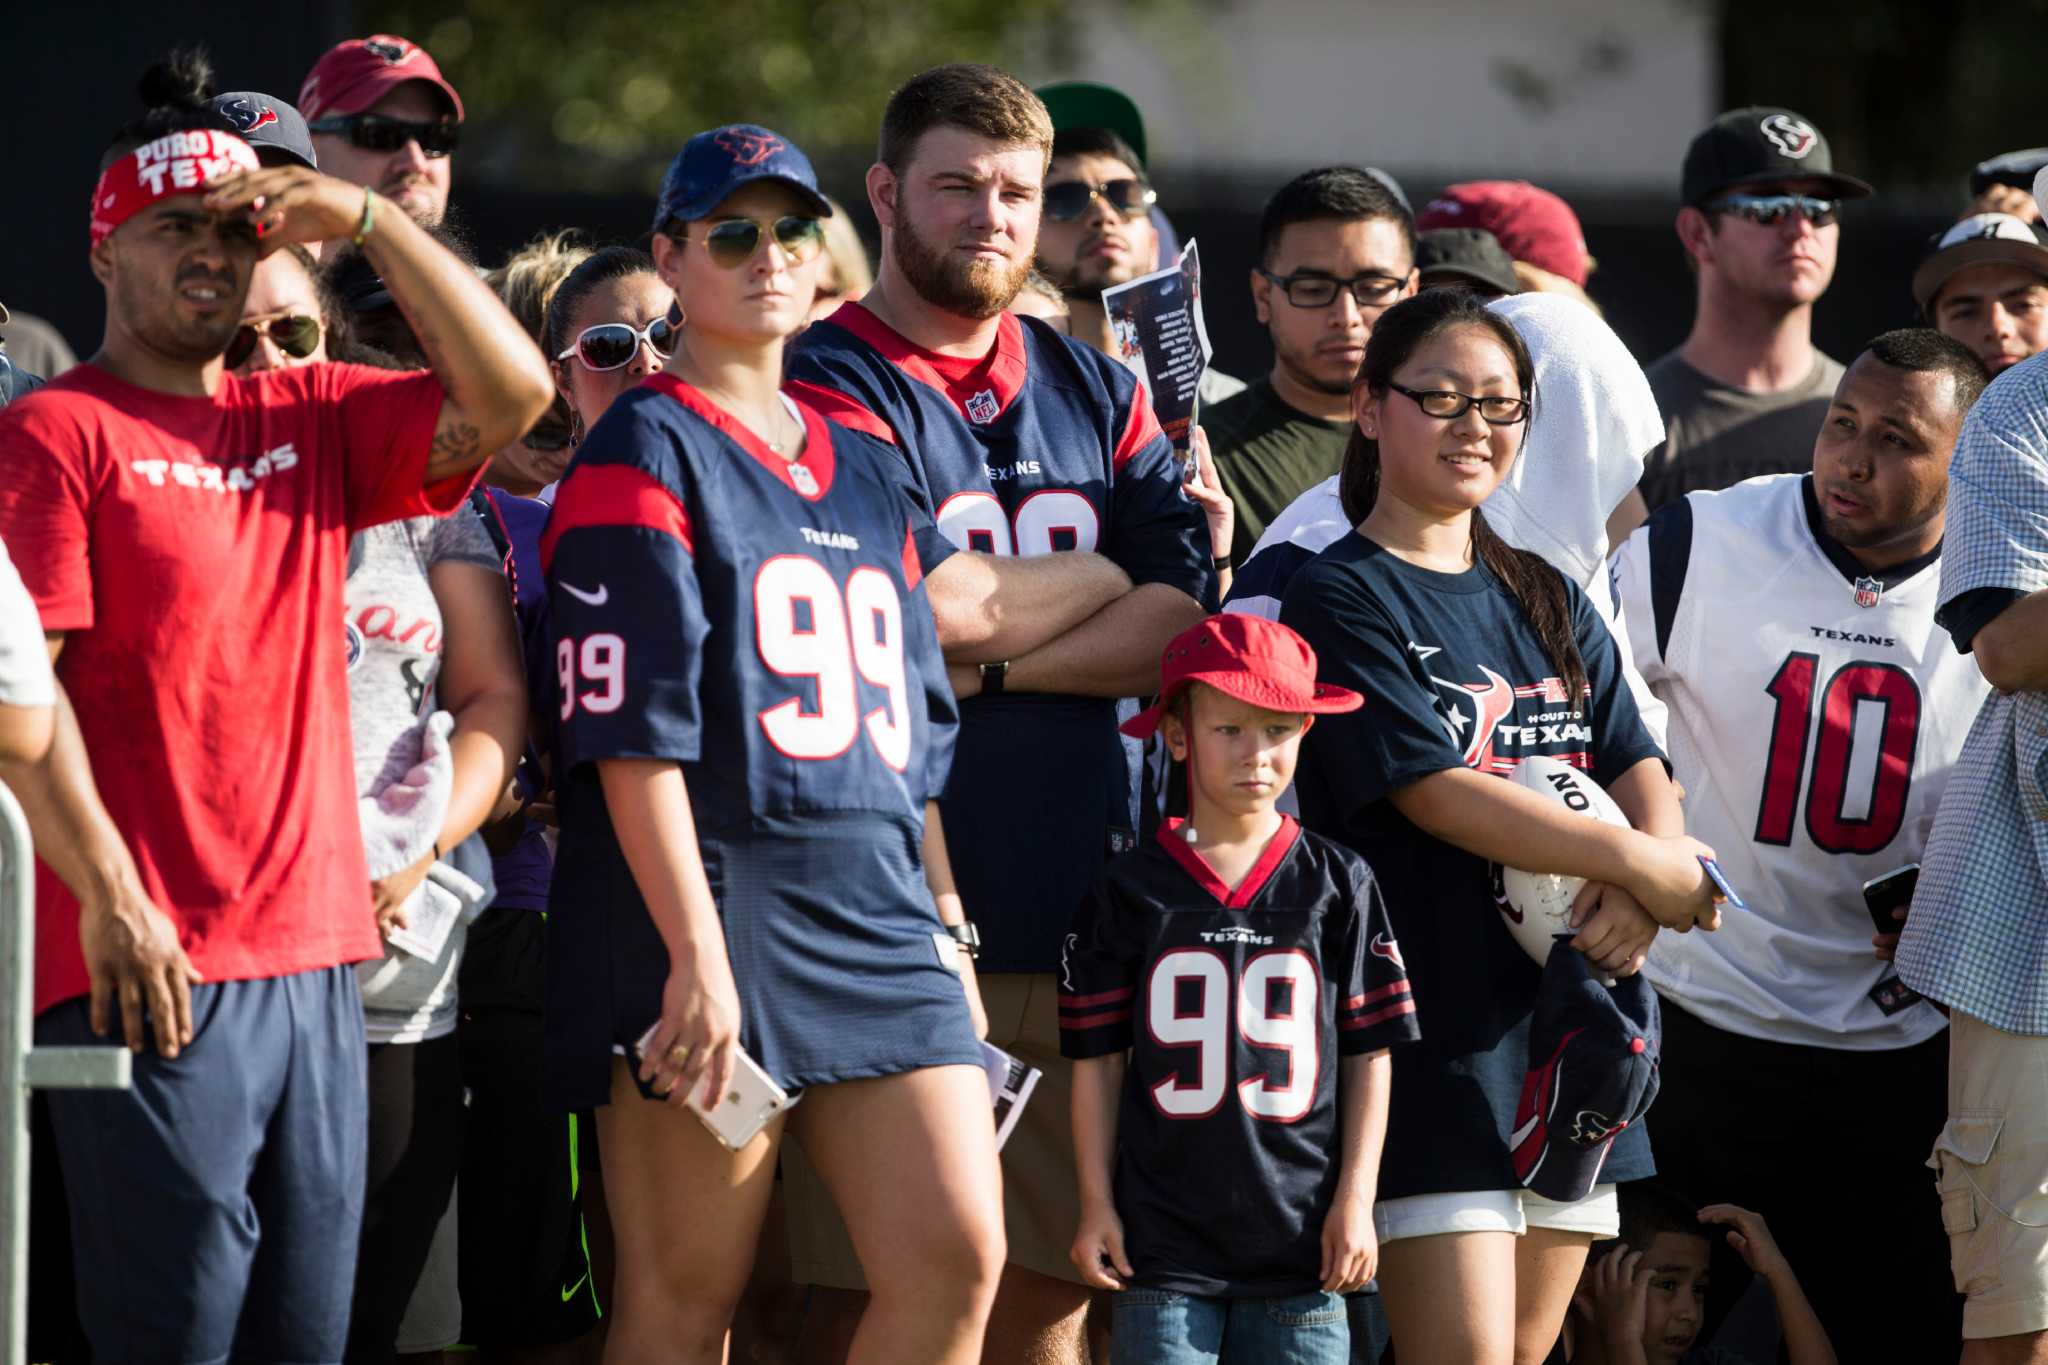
1897, 354, 2048, 1033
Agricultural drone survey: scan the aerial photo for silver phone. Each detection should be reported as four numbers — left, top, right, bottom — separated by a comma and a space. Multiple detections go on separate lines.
634, 1024, 795, 1150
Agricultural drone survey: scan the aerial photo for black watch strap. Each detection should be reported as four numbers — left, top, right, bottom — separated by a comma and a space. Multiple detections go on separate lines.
945, 921, 982, 959
979, 659, 1009, 696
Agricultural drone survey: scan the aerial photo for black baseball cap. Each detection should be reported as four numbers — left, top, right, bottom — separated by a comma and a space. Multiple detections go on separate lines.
651, 124, 831, 233
1511, 947, 1662, 1203
210, 92, 318, 171
1417, 228, 1520, 296
1681, 106, 1872, 207
1973, 148, 2048, 197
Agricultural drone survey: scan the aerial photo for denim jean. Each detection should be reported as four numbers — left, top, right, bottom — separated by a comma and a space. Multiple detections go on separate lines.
1111, 1288, 1349, 1364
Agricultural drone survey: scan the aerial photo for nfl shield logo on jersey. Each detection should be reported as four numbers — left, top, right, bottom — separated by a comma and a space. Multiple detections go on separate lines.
1853, 576, 1883, 608
964, 389, 1001, 425
788, 462, 818, 496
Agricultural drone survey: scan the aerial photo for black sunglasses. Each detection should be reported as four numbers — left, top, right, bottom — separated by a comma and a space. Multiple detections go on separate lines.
308, 114, 461, 158
557, 317, 677, 373
225, 313, 323, 369
1259, 268, 1407, 310
1043, 178, 1157, 223
685, 215, 826, 270
1707, 193, 1839, 228
1386, 382, 1529, 425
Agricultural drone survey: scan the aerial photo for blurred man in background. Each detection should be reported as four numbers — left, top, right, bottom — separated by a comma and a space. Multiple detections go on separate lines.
1916, 213, 2048, 378
301, 33, 463, 228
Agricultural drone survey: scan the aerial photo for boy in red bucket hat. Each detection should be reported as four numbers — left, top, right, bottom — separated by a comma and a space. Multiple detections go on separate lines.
1059, 613, 1420, 1361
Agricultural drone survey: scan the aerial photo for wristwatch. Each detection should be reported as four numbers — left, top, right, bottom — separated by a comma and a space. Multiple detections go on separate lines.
945, 921, 983, 960
979, 660, 1009, 696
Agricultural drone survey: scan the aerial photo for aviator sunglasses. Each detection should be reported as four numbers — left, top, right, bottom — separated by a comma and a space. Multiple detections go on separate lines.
683, 215, 826, 270
308, 114, 462, 158
1043, 177, 1157, 223
557, 317, 677, 373
225, 313, 323, 369
1707, 192, 1839, 228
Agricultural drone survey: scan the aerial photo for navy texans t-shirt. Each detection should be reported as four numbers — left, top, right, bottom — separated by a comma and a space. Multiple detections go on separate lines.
1279, 532, 1665, 1199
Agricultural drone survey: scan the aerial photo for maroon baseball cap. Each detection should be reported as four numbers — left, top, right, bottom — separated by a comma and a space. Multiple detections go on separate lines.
1417, 181, 1591, 287
298, 35, 464, 125
1122, 614, 1361, 739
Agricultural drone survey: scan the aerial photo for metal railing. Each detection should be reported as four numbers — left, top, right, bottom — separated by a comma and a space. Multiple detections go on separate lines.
2, 782, 131, 1365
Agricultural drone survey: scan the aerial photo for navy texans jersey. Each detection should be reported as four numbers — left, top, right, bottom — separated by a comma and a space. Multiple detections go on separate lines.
542, 371, 955, 895
788, 303, 1214, 973
1059, 818, 1420, 1297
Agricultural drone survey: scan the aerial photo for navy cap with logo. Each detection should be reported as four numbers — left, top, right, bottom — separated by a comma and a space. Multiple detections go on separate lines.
1681, 106, 1873, 207
211, 92, 318, 171
1510, 945, 1662, 1203
1973, 148, 2048, 197
651, 124, 833, 234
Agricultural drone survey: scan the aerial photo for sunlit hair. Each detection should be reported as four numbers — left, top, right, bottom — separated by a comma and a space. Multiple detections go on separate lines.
1338, 289, 1586, 706
816, 202, 873, 303
878, 63, 1053, 173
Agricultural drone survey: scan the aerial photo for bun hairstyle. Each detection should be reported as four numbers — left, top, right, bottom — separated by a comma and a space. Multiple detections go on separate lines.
1338, 289, 1588, 708
101, 47, 236, 170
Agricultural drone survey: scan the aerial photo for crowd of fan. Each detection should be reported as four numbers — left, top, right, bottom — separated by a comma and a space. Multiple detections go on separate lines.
3, 31, 2048, 1365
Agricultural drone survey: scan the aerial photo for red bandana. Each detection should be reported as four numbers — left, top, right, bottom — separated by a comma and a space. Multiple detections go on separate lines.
89, 129, 260, 249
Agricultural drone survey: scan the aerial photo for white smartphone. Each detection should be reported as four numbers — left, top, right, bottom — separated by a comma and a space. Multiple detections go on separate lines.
634, 1024, 796, 1150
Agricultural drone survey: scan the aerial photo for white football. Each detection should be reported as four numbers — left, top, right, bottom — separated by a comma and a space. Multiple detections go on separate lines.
1496, 756, 1632, 965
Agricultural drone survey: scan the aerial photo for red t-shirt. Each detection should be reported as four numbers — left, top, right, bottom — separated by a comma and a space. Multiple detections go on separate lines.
0, 361, 471, 1014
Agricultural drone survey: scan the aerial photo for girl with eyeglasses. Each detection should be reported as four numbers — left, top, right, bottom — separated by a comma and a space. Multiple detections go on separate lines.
542, 245, 677, 452
1275, 291, 1722, 1365
230, 238, 530, 1360
542, 125, 1003, 1364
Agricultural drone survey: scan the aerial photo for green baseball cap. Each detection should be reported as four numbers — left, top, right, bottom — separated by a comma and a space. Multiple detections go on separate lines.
1034, 81, 1148, 168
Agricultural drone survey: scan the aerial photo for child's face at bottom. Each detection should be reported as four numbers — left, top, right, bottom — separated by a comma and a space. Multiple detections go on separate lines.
1640, 1232, 1711, 1364
1162, 686, 1310, 820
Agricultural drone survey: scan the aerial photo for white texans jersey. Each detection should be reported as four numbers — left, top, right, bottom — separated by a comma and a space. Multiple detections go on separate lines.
1612, 474, 1988, 1049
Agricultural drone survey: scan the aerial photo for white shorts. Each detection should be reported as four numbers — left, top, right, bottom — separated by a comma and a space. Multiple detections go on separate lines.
1374, 1184, 1619, 1244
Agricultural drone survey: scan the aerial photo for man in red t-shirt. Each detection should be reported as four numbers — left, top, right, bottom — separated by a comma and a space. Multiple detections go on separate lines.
0, 62, 551, 1362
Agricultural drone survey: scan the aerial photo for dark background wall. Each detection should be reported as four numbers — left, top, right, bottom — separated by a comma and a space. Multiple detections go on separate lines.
0, 2, 2001, 381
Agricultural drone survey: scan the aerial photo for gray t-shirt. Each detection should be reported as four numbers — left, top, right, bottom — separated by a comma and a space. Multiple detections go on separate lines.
1637, 350, 1843, 512
347, 508, 504, 1043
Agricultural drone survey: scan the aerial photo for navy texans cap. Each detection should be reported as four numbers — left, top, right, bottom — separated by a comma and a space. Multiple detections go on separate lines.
651, 124, 832, 233
1511, 945, 1661, 1203
210, 92, 318, 171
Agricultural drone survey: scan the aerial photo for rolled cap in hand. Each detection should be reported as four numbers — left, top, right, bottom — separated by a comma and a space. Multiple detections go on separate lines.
1681, 106, 1872, 206
299, 34, 464, 124
651, 124, 832, 233
89, 128, 260, 250
1121, 613, 1362, 739
1511, 946, 1661, 1203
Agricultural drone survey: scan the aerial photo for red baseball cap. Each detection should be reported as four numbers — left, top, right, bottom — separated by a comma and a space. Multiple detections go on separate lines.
298, 35, 464, 125
1121, 614, 1362, 739
1416, 181, 1590, 287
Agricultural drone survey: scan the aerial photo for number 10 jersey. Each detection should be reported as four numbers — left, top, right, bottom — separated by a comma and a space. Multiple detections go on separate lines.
1612, 473, 1989, 1048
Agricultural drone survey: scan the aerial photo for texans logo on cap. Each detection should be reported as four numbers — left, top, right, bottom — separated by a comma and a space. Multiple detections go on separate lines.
1760, 113, 1817, 159
220, 98, 279, 133
364, 37, 415, 64
716, 129, 783, 167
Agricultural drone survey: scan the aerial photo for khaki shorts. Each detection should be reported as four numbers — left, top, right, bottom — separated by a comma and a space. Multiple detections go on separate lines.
785, 971, 1086, 1288
1933, 1010, 2048, 1339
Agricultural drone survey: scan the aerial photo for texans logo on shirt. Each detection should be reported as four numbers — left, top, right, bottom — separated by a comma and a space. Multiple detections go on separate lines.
1370, 933, 1406, 970
344, 621, 364, 672
1412, 643, 1591, 774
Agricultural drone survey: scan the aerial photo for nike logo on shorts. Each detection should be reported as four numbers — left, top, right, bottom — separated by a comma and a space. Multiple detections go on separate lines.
559, 580, 609, 606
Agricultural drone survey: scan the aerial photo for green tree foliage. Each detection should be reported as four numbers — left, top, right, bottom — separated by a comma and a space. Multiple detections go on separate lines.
363, 0, 1077, 188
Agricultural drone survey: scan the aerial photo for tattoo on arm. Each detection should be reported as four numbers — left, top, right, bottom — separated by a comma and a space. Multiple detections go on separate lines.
427, 417, 482, 475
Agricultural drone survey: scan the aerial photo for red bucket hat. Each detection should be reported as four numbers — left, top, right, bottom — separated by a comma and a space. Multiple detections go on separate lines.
298, 34, 465, 125
1122, 614, 1362, 740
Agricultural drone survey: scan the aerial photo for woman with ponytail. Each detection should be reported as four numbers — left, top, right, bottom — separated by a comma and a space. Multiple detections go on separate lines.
1277, 290, 1721, 1364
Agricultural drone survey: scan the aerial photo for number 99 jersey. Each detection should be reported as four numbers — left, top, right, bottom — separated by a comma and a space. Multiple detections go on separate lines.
539, 375, 981, 1105
1612, 473, 1991, 1048
1059, 818, 1420, 1296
